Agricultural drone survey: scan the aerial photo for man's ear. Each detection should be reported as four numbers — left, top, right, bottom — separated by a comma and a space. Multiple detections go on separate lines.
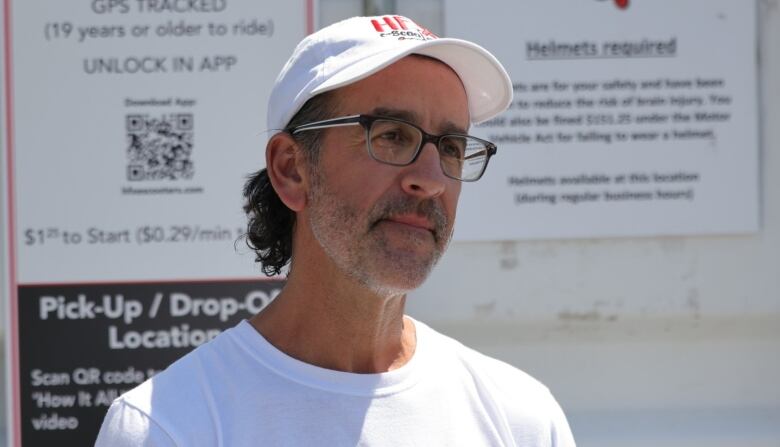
265, 133, 309, 212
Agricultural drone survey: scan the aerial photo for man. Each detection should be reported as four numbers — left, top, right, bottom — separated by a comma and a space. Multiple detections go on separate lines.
96, 15, 575, 446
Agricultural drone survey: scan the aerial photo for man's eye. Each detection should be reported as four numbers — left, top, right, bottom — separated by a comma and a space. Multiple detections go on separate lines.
373, 123, 414, 146
441, 139, 466, 158
379, 130, 404, 142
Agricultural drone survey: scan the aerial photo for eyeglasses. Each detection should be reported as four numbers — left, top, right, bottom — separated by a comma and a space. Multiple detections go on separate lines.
287, 114, 497, 182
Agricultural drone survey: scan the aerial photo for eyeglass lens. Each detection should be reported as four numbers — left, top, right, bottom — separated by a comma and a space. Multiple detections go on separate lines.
367, 119, 488, 181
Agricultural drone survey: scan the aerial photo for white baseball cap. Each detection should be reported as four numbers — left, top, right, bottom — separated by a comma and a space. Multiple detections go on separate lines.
267, 15, 513, 132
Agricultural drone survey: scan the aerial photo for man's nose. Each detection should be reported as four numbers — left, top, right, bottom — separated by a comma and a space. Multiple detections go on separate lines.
399, 143, 448, 198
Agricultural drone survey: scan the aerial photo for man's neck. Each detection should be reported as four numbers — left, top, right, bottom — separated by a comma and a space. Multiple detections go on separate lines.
249, 263, 417, 374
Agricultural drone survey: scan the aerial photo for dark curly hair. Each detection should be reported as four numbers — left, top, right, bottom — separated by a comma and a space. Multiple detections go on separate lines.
242, 92, 336, 276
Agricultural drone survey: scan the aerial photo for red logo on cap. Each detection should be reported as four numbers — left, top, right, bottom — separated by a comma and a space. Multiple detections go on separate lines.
371, 16, 409, 32
370, 16, 438, 39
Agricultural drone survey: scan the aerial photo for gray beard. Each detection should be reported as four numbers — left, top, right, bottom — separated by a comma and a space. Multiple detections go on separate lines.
306, 169, 452, 297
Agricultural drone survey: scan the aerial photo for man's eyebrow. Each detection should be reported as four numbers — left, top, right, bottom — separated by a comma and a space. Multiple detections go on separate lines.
369, 107, 468, 135
370, 107, 419, 123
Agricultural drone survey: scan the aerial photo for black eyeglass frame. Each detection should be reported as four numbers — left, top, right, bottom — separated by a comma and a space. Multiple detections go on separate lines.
286, 114, 497, 182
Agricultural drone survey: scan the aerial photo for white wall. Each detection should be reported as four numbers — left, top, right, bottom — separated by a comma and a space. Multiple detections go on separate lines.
408, 1, 780, 445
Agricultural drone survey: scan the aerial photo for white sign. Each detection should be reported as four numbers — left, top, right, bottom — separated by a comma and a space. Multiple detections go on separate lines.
447, 0, 759, 241
4, 0, 309, 283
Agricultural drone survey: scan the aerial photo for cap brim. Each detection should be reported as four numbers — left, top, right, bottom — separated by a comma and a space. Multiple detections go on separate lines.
310, 38, 512, 124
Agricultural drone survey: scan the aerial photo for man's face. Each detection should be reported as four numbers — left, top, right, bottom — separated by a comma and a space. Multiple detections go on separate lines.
303, 56, 469, 295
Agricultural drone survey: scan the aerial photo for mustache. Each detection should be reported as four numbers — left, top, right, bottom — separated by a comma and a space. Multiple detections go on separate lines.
369, 196, 449, 242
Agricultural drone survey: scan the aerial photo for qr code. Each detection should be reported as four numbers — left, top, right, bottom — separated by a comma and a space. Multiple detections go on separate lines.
126, 114, 194, 181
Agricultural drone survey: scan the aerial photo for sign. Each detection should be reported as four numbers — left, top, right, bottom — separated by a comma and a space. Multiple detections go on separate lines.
449, 0, 759, 240
18, 281, 280, 445
10, 0, 308, 283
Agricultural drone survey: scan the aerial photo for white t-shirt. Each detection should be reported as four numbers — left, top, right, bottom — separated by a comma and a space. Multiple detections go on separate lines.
95, 319, 575, 446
